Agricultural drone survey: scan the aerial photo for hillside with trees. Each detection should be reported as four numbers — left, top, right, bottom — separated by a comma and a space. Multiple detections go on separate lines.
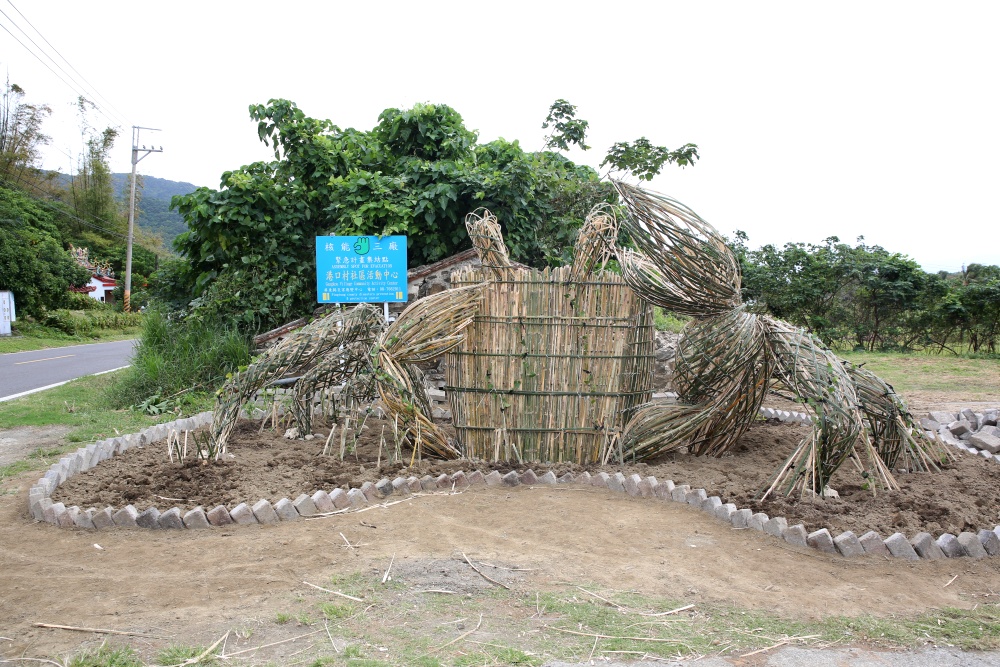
0, 81, 164, 315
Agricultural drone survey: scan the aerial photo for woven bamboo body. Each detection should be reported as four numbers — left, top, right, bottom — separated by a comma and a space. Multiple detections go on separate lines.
446, 265, 655, 463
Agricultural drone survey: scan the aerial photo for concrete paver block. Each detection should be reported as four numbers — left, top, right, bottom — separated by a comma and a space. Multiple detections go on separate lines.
958, 532, 988, 558
158, 507, 185, 529
183, 507, 211, 529
207, 505, 234, 526
311, 490, 335, 513
521, 469, 539, 485
749, 512, 769, 532
293, 494, 317, 516
686, 488, 708, 506
501, 471, 521, 487
273, 498, 299, 521
484, 471, 503, 486
833, 531, 864, 557
978, 529, 1000, 556
764, 517, 788, 538
624, 474, 641, 496
329, 489, 350, 509
731, 508, 753, 529
937, 533, 966, 558
112, 505, 139, 528
910, 532, 944, 559
229, 502, 257, 525
252, 499, 281, 524
91, 507, 115, 530
136, 507, 162, 529
807, 528, 837, 554
347, 488, 368, 507
884, 532, 920, 560
73, 508, 96, 529
701, 497, 723, 514
783, 524, 808, 547
375, 478, 395, 497
537, 471, 558, 485
361, 481, 380, 502
858, 531, 890, 556
714, 503, 737, 522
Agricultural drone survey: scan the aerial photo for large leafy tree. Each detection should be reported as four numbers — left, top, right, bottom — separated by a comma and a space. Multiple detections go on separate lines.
170, 100, 614, 329
169, 99, 699, 331
0, 186, 90, 317
0, 80, 51, 189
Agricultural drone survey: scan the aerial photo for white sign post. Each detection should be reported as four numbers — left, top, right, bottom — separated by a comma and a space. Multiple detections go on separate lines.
0, 291, 15, 336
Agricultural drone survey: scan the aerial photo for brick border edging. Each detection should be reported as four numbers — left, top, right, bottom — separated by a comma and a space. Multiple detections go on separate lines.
25, 409, 1000, 560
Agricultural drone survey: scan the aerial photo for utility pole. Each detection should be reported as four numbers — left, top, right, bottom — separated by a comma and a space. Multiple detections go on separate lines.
125, 126, 162, 312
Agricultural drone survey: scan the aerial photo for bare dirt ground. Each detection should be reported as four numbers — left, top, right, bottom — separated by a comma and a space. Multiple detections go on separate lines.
0, 425, 70, 467
51, 414, 1000, 538
4, 399, 1000, 665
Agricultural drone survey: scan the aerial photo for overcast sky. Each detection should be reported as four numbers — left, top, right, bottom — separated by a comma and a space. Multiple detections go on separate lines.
2, 0, 997, 272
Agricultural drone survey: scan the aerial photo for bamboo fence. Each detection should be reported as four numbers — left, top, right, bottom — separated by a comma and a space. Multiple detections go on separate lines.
446, 208, 654, 463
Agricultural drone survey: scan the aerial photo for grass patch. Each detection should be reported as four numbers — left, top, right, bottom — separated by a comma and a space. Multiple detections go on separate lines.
46, 578, 1000, 666
65, 644, 144, 667
0, 372, 212, 490
653, 307, 689, 333
837, 350, 1000, 398
104, 309, 252, 410
155, 645, 219, 666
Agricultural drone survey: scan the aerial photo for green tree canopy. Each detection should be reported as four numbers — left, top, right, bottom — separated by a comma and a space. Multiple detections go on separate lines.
0, 185, 90, 317
170, 100, 615, 330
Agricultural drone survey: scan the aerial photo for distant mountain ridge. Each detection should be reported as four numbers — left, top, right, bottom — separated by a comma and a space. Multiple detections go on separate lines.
110, 173, 198, 248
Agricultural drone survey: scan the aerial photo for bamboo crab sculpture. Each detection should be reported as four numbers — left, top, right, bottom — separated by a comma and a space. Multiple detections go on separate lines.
210, 182, 949, 498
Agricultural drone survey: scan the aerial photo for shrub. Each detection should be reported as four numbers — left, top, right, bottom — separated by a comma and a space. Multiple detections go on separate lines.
106, 309, 253, 408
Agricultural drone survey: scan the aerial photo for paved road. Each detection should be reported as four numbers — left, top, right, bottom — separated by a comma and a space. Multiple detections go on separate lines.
0, 339, 136, 402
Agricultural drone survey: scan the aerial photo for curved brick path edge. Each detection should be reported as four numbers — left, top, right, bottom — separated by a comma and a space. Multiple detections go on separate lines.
24, 409, 1000, 561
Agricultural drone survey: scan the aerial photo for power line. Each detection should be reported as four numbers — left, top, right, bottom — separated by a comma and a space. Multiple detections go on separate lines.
0, 7, 127, 130
0, 175, 164, 254
4, 0, 130, 126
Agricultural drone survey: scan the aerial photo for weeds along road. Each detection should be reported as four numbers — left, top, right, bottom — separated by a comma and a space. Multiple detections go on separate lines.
0, 339, 135, 402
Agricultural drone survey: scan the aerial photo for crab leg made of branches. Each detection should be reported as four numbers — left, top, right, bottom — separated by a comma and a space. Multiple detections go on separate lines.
373, 283, 486, 459
211, 304, 384, 452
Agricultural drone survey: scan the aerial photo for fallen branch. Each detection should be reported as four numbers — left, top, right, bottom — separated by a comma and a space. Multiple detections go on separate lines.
222, 629, 325, 657
945, 575, 959, 588
542, 625, 691, 646
382, 553, 395, 584
32, 623, 167, 639
155, 632, 227, 667
416, 589, 458, 595
639, 603, 695, 617
577, 586, 625, 610
740, 640, 788, 657
428, 613, 483, 653
477, 562, 537, 571
302, 581, 364, 602
462, 552, 510, 590
324, 621, 339, 653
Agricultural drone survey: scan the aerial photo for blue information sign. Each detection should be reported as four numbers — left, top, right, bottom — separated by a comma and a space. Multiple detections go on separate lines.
316, 235, 408, 303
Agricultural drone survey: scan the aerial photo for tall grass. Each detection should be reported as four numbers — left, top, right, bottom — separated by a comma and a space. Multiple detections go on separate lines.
106, 309, 253, 408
